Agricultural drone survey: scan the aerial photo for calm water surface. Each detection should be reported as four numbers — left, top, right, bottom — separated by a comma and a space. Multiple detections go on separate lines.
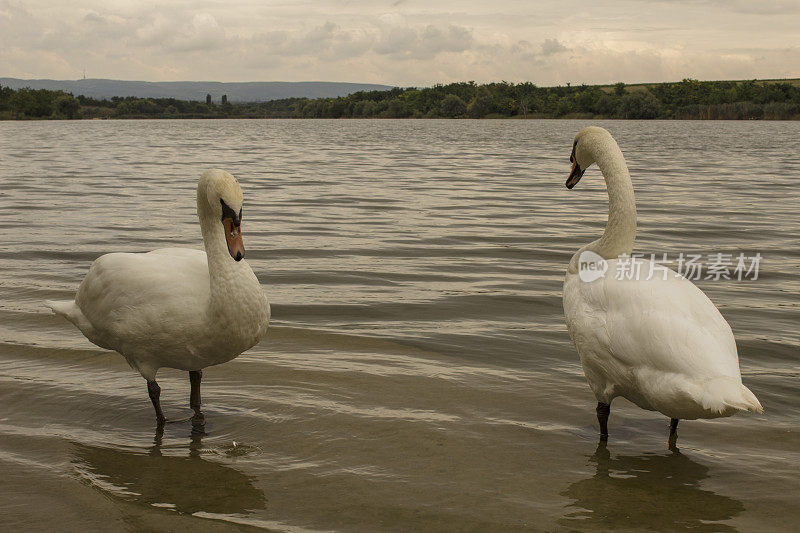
1, 119, 798, 531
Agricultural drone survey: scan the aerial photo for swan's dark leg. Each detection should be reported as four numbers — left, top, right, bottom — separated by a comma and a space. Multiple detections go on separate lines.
147, 380, 165, 427
669, 418, 680, 450
596, 402, 611, 439
189, 370, 204, 426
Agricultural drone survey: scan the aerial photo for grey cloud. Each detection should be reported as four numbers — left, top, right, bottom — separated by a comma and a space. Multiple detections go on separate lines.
725, 0, 800, 15
374, 25, 417, 55
250, 30, 289, 48
248, 22, 370, 59
507, 38, 569, 62
83, 12, 105, 23
300, 21, 339, 50
244, 20, 473, 63
509, 40, 536, 59
641, 0, 800, 15
133, 15, 175, 48
420, 24, 473, 54
540, 38, 568, 56
169, 13, 226, 52
130, 13, 226, 53
375, 24, 473, 59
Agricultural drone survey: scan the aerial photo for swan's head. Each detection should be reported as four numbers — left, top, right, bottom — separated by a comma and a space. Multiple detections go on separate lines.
566, 126, 614, 189
198, 169, 245, 262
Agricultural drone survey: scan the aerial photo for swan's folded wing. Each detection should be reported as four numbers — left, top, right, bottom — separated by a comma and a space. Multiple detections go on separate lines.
75, 248, 210, 343
572, 259, 741, 380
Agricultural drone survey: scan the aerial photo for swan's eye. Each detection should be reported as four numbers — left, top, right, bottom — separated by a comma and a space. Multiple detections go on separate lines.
238, 208, 243, 221
570, 141, 577, 163
219, 199, 241, 226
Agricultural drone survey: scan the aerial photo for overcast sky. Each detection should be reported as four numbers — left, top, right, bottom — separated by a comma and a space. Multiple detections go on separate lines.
2, 0, 798, 86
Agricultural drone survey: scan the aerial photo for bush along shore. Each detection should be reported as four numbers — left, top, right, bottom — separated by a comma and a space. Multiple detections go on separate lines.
2, 78, 800, 120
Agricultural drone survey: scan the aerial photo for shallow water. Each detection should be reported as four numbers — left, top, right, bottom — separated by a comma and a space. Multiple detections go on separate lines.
1, 118, 798, 531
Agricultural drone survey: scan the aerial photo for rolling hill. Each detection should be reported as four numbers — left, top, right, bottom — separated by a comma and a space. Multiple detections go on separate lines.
0, 78, 395, 102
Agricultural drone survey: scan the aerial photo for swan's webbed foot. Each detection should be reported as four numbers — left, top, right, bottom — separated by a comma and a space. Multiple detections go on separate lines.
153, 425, 164, 448
147, 380, 166, 427
189, 370, 205, 429
596, 402, 611, 438
191, 410, 206, 436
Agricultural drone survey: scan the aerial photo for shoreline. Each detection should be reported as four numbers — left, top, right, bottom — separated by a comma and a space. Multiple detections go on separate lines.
3, 78, 799, 121
3, 116, 799, 121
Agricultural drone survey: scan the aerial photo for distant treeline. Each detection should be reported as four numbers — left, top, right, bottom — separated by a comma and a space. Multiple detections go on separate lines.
2, 78, 800, 120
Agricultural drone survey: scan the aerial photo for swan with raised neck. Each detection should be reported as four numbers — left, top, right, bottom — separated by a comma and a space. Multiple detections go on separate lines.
561, 127, 763, 443
566, 126, 637, 273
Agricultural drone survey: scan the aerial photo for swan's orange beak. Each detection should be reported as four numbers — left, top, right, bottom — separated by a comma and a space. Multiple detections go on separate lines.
566, 160, 584, 189
566, 139, 585, 189
223, 218, 245, 261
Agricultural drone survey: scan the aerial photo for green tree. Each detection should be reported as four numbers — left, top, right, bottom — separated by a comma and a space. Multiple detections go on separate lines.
10, 88, 53, 117
132, 98, 159, 115
115, 102, 131, 117
515, 82, 537, 118
383, 98, 408, 118
206, 94, 212, 105
555, 96, 573, 116
620, 90, 661, 119
362, 100, 378, 117
351, 100, 367, 117
439, 94, 467, 118
593, 94, 618, 117
0, 84, 13, 115
467, 86, 493, 118
56, 94, 81, 119
9, 89, 32, 118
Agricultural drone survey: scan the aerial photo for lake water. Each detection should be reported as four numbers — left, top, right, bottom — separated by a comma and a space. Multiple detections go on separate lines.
1, 118, 798, 531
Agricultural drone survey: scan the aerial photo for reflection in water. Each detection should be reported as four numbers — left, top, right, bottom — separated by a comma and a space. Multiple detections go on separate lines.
71, 431, 266, 516
561, 443, 744, 532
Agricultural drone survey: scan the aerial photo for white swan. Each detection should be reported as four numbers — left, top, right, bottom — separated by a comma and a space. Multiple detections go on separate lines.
562, 126, 762, 442
47, 169, 270, 427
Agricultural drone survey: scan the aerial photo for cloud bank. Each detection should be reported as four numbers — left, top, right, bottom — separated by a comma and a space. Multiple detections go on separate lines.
1, 0, 798, 86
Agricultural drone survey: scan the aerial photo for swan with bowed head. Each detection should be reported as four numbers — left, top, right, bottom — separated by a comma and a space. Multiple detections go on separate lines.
562, 126, 762, 444
48, 169, 271, 428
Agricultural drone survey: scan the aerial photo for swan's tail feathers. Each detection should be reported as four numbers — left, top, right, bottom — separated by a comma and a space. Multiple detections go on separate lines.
736, 383, 764, 414
46, 300, 76, 318
701, 377, 764, 415
45, 299, 92, 332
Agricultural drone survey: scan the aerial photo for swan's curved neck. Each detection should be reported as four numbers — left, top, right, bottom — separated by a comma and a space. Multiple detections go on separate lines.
198, 203, 247, 305
569, 138, 637, 272
595, 143, 636, 258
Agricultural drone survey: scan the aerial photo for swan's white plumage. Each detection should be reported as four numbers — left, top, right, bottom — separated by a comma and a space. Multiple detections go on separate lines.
564, 259, 761, 419
563, 127, 761, 422
47, 169, 270, 381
